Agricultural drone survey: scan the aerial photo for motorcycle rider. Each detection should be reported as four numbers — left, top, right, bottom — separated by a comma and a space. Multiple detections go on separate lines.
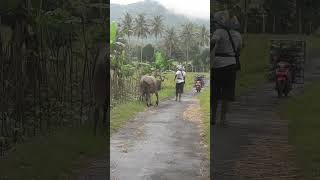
275, 54, 294, 91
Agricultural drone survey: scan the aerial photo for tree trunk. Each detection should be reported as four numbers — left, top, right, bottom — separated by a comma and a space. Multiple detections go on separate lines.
244, 0, 248, 33
127, 35, 131, 62
140, 38, 143, 62
273, 16, 276, 33
80, 15, 88, 126
244, 14, 248, 33
153, 37, 157, 60
298, 7, 302, 33
186, 42, 189, 67
309, 21, 312, 35
262, 14, 266, 33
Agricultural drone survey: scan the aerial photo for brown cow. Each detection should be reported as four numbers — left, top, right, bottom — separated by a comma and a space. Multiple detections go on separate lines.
139, 75, 162, 107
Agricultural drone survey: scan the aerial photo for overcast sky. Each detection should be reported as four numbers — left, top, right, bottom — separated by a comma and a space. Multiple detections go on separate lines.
110, 0, 210, 20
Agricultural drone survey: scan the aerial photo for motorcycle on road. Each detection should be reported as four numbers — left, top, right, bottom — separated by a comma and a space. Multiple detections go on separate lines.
195, 80, 202, 92
275, 61, 292, 97
269, 39, 306, 98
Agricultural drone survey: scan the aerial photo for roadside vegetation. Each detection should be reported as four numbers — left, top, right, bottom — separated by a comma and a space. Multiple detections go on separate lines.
278, 36, 320, 179
110, 12, 210, 133
279, 81, 320, 179
0, 127, 107, 180
0, 1, 109, 179
198, 87, 210, 150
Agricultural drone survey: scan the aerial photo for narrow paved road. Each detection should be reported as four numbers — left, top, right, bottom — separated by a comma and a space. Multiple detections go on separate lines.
212, 54, 320, 180
110, 87, 209, 180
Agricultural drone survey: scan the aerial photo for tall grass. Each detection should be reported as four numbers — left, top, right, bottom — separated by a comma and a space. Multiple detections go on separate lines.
278, 35, 320, 179
198, 88, 210, 152
279, 82, 320, 179
0, 127, 108, 180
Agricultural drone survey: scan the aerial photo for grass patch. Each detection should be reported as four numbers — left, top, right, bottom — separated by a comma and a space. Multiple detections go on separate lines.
110, 101, 145, 133
198, 87, 210, 150
277, 35, 320, 179
279, 81, 320, 179
0, 127, 107, 180
236, 34, 272, 95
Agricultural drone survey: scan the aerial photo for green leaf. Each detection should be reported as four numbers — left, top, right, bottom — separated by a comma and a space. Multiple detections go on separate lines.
110, 21, 118, 45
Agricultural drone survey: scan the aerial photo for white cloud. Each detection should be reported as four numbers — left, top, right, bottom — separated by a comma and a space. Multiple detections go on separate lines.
110, 0, 210, 20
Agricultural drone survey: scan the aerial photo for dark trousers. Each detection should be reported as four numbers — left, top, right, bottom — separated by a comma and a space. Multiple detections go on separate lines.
176, 82, 183, 96
211, 65, 237, 125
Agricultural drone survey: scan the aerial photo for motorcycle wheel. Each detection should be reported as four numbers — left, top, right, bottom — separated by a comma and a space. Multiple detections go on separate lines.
277, 80, 285, 98
277, 89, 282, 98
284, 86, 290, 97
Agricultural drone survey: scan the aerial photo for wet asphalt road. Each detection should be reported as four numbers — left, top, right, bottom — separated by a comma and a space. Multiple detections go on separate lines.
110, 89, 209, 180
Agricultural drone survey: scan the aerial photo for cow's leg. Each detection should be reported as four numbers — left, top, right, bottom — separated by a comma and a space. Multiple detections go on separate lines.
155, 92, 159, 106
146, 93, 150, 107
149, 93, 153, 106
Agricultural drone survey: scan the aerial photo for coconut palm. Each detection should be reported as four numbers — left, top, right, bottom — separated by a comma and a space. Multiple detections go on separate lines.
121, 12, 134, 59
134, 13, 149, 62
164, 27, 178, 58
198, 25, 210, 48
121, 12, 133, 43
180, 22, 196, 66
150, 15, 164, 55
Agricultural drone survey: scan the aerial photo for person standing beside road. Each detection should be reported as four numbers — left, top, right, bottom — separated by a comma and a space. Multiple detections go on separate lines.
174, 65, 186, 102
211, 11, 243, 127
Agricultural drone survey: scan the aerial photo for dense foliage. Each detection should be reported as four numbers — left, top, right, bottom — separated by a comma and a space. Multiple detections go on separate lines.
110, 13, 210, 107
213, 0, 320, 34
0, 0, 108, 152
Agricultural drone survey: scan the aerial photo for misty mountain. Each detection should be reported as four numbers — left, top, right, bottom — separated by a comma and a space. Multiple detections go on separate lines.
110, 0, 210, 29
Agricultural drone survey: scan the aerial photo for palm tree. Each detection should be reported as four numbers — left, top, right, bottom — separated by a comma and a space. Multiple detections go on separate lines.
134, 13, 149, 62
150, 15, 164, 55
121, 12, 133, 56
164, 27, 178, 58
198, 25, 209, 48
180, 22, 196, 66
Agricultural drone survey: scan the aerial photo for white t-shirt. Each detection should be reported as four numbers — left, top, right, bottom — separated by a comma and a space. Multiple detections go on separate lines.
176, 70, 186, 83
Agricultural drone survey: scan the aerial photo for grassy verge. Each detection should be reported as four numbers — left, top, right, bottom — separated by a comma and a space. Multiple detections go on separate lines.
110, 101, 145, 134
0, 127, 107, 180
198, 87, 210, 151
110, 72, 208, 133
278, 35, 320, 179
279, 81, 320, 179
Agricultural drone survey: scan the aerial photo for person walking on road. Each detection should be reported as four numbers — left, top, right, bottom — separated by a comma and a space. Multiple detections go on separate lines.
211, 11, 243, 127
174, 65, 186, 102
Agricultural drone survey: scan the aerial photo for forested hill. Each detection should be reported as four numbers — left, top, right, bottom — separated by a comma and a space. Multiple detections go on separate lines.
110, 0, 210, 28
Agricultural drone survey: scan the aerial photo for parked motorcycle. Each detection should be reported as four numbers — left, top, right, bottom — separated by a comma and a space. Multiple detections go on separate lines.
275, 61, 292, 97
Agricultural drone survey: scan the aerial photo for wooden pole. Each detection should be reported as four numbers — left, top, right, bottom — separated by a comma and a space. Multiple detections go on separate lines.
262, 12, 267, 33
